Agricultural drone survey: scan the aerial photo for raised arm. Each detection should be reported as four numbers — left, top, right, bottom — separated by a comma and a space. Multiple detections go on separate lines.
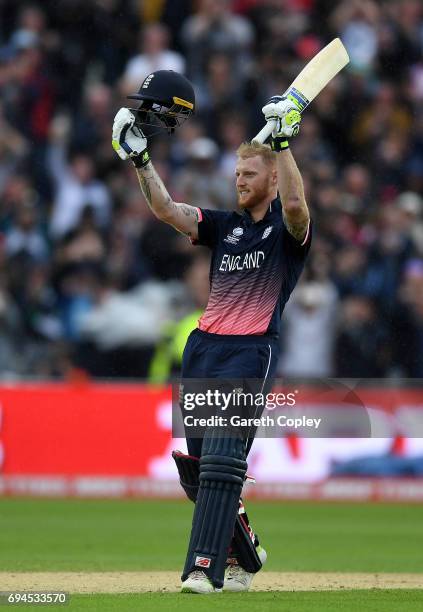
276, 149, 309, 242
135, 162, 199, 240
261, 96, 310, 242
112, 108, 199, 240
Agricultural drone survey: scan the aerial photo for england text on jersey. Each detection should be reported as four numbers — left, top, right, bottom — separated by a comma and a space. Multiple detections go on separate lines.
193, 199, 311, 336
218, 251, 265, 272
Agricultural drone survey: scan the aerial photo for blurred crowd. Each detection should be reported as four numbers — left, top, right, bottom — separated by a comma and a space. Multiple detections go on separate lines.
0, 0, 422, 380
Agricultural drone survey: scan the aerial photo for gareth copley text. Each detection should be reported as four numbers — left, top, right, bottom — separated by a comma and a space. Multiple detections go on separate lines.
184, 414, 322, 429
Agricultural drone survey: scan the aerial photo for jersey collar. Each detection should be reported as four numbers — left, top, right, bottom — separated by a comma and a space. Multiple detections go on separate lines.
241, 197, 280, 224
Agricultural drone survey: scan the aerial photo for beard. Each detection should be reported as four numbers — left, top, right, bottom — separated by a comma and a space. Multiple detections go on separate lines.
237, 181, 270, 209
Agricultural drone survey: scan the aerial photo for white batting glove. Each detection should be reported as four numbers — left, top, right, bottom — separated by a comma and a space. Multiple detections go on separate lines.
262, 96, 301, 139
112, 108, 148, 161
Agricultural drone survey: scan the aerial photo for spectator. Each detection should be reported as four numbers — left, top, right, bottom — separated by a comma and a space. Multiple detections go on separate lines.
351, 82, 412, 158
7, 29, 55, 143
181, 0, 254, 83
176, 137, 234, 210
5, 200, 48, 262
48, 146, 111, 239
0, 103, 28, 194
331, 0, 380, 74
392, 259, 423, 377
396, 192, 423, 256
195, 52, 245, 135
0, 271, 24, 376
0, 0, 421, 379
218, 113, 248, 180
149, 250, 211, 382
71, 82, 114, 155
120, 23, 185, 96
278, 281, 338, 378
335, 295, 390, 377
364, 204, 414, 310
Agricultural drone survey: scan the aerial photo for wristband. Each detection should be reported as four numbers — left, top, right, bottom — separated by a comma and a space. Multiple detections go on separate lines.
132, 150, 150, 168
270, 138, 289, 152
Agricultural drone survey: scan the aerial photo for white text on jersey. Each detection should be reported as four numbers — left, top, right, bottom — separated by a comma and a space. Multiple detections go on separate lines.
219, 251, 265, 272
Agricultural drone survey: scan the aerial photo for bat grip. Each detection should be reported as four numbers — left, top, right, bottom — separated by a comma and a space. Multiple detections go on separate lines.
252, 120, 275, 144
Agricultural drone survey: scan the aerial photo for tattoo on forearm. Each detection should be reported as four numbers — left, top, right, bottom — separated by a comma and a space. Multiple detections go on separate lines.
282, 209, 309, 242
286, 219, 308, 241
136, 166, 199, 236
180, 204, 198, 218
139, 175, 152, 206
136, 165, 172, 215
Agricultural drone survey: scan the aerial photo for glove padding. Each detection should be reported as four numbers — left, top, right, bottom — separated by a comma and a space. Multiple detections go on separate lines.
262, 96, 301, 139
112, 108, 148, 160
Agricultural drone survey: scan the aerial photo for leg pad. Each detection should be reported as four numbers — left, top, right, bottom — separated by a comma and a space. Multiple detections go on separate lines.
173, 450, 263, 574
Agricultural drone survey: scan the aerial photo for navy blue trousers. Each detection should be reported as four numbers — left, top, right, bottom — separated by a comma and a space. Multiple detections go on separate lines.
180, 329, 280, 458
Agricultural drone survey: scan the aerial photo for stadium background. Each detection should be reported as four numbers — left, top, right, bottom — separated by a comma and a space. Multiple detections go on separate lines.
0, 0, 421, 382
0, 1, 423, 608
0, 0, 422, 496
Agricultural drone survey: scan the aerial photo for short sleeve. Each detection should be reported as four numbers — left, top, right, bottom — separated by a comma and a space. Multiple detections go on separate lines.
193, 208, 231, 248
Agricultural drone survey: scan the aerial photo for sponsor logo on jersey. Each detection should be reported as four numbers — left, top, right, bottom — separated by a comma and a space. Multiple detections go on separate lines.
219, 251, 265, 272
233, 227, 244, 237
195, 556, 211, 568
262, 226, 273, 239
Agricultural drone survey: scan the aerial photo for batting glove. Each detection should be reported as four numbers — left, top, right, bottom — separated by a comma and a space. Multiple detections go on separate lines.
112, 108, 150, 168
262, 96, 301, 150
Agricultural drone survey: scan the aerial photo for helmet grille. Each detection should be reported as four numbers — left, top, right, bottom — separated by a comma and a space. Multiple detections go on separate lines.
128, 100, 193, 136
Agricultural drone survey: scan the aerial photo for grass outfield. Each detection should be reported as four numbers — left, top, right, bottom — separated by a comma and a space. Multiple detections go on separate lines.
0, 499, 422, 610
0, 498, 422, 572
4, 591, 423, 612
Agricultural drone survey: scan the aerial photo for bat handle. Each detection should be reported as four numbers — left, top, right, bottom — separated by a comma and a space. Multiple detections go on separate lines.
252, 120, 275, 144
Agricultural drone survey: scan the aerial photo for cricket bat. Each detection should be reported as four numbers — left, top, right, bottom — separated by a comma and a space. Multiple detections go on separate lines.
253, 38, 349, 144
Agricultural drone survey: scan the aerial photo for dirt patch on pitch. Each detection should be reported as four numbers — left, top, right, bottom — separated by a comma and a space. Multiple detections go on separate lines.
1, 572, 422, 592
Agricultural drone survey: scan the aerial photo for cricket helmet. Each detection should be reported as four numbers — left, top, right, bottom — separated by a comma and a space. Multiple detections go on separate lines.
127, 70, 195, 136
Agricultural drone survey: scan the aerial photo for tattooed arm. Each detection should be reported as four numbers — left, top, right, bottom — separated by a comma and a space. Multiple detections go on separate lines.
277, 149, 309, 242
135, 162, 199, 241
111, 108, 199, 239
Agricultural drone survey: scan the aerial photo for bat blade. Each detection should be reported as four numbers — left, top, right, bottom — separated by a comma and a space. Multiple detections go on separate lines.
253, 38, 349, 144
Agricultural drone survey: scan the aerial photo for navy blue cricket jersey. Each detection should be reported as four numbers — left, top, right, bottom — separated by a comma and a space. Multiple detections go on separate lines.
193, 197, 311, 336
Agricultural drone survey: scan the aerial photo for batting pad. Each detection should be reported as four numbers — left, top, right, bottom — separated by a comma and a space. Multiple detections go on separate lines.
181, 433, 247, 588
173, 450, 263, 574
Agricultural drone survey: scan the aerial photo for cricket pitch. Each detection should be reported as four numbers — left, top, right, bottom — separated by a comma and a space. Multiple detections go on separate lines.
1, 572, 422, 593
